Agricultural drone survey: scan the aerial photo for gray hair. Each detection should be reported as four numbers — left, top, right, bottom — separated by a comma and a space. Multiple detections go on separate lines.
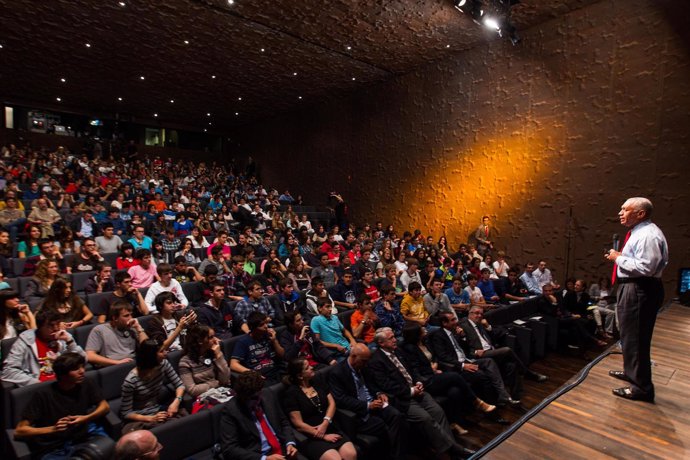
625, 197, 653, 218
374, 327, 393, 344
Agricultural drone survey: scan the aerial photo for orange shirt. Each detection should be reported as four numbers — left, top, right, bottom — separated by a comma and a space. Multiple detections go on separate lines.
351, 310, 376, 343
148, 200, 167, 212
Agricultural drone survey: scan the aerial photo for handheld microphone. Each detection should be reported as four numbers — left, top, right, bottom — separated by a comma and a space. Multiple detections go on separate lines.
612, 233, 620, 252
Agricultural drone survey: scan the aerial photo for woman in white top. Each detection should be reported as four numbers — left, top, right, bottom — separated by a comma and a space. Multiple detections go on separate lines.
492, 251, 510, 279
0, 290, 35, 340
480, 253, 498, 279
186, 226, 210, 249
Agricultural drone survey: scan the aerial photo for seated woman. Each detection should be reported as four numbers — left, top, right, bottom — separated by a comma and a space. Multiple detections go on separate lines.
400, 324, 496, 435
120, 339, 187, 433
55, 226, 81, 256
38, 277, 93, 329
145, 292, 196, 352
186, 226, 210, 249
175, 238, 201, 265
0, 290, 36, 340
178, 324, 231, 398
116, 242, 138, 270
282, 358, 356, 460
24, 259, 60, 306
278, 312, 336, 370
287, 256, 312, 291
17, 224, 42, 258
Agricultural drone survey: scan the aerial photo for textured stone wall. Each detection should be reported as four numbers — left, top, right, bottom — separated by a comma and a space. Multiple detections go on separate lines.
236, 0, 690, 295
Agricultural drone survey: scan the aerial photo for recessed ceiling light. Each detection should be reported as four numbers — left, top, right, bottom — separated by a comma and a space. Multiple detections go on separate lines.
56, 97, 62, 102
170, 99, 174, 103
208, 122, 212, 126
227, 0, 234, 4
238, 97, 242, 101
85, 43, 91, 48
211, 75, 216, 79
293, 72, 297, 76
118, 1, 126, 6
140, 76, 145, 80
206, 113, 211, 116
346, 46, 352, 50
153, 113, 158, 117
298, 96, 302, 100
446, 44, 451, 48
0, 44, 4, 49
235, 112, 239, 116
261, 48, 265, 52
352, 77, 356, 81
60, 78, 66, 83
184, 40, 189, 45
204, 128, 207, 132
118, 97, 122, 101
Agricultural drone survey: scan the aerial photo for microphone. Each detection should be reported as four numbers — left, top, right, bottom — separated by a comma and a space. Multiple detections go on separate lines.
612, 233, 620, 252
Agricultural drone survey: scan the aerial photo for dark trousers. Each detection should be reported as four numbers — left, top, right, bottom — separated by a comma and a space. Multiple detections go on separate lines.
617, 278, 664, 396
482, 346, 525, 398
358, 405, 407, 460
459, 357, 511, 403
425, 371, 477, 421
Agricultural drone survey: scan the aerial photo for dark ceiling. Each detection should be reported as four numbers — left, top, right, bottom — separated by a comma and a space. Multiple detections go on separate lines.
0, 0, 599, 132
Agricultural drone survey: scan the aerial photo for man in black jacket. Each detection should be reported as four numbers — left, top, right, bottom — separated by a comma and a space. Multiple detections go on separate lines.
429, 311, 519, 406
219, 371, 298, 460
329, 343, 406, 460
366, 328, 474, 459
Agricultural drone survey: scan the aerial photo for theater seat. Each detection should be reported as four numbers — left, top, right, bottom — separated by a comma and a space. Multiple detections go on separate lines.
151, 407, 217, 460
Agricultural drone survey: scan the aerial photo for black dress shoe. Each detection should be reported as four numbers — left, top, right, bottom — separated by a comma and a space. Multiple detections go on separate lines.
612, 386, 654, 402
528, 371, 548, 382
608, 370, 630, 382
449, 444, 476, 459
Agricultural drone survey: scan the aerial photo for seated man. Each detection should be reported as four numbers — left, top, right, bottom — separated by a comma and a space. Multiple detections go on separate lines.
399, 282, 430, 328
463, 274, 488, 306
14, 353, 115, 459
195, 282, 235, 339
22, 239, 66, 276
460, 306, 547, 394
445, 275, 471, 315
533, 259, 560, 291
234, 280, 276, 334
85, 262, 116, 295
219, 370, 298, 460
429, 311, 519, 406
367, 327, 472, 459
2, 310, 85, 386
399, 258, 423, 293
0, 195, 27, 242
70, 208, 99, 239
172, 256, 203, 284
278, 311, 336, 369
115, 430, 161, 460
127, 249, 159, 289
310, 297, 357, 362
329, 343, 407, 460
222, 255, 251, 300
198, 245, 230, 277
105, 207, 127, 237
230, 312, 285, 385
311, 252, 338, 289
519, 262, 543, 295
350, 294, 379, 346
330, 269, 362, 310
28, 198, 62, 238
271, 278, 307, 327
95, 222, 123, 254
97, 271, 149, 323
144, 263, 189, 313
85, 301, 149, 367
501, 269, 529, 303
476, 268, 500, 303
128, 225, 153, 250
305, 276, 337, 317
71, 238, 105, 272
423, 277, 455, 323
374, 286, 405, 338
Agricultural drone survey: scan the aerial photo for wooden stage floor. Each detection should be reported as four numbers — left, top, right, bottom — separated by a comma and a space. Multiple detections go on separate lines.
481, 303, 690, 460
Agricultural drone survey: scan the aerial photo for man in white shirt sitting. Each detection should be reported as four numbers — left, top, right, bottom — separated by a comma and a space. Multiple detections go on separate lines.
144, 263, 189, 313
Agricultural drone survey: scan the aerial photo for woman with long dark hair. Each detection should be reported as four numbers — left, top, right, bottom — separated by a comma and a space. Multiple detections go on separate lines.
116, 242, 138, 270
0, 290, 35, 340
38, 277, 93, 329
178, 324, 231, 398
282, 358, 356, 460
17, 224, 42, 258
24, 259, 60, 305
120, 339, 187, 433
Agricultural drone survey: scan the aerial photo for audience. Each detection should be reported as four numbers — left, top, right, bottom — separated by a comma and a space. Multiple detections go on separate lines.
85, 301, 150, 367
230, 311, 285, 385
178, 324, 231, 398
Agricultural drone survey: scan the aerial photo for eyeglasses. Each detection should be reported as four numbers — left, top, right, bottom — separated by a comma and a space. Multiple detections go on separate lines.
140, 441, 163, 458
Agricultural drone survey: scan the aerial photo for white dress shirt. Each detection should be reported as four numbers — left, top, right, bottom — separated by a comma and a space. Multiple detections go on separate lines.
617, 220, 668, 279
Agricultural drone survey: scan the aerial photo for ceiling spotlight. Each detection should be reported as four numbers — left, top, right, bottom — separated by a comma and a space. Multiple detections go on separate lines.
238, 97, 242, 101
204, 129, 207, 132
235, 112, 239, 116
0, 44, 4, 49
298, 96, 302, 100
170, 99, 174, 103
85, 43, 91, 48
293, 72, 297, 76
260, 48, 265, 52
352, 77, 356, 81
56, 97, 62, 102
140, 76, 145, 80
227, 0, 234, 4
184, 40, 189, 45
118, 1, 126, 6
346, 46, 352, 50
153, 113, 158, 117
446, 44, 451, 48
208, 122, 212, 126
207, 112, 211, 116
117, 97, 123, 101
60, 78, 66, 83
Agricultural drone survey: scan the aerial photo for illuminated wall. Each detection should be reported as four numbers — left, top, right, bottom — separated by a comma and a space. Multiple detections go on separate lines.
237, 0, 690, 292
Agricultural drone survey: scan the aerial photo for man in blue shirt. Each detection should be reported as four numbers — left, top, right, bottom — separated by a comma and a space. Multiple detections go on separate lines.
519, 263, 542, 295
477, 268, 500, 303
445, 276, 471, 316
311, 298, 356, 362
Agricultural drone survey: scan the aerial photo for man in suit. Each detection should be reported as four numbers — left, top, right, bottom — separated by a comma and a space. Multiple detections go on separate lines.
429, 311, 519, 406
460, 306, 548, 389
473, 216, 493, 256
219, 370, 298, 460
367, 328, 474, 459
329, 343, 407, 460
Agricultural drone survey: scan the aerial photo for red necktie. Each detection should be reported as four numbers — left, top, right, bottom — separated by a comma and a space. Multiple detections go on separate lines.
611, 230, 632, 285
485, 226, 489, 237
255, 406, 283, 455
